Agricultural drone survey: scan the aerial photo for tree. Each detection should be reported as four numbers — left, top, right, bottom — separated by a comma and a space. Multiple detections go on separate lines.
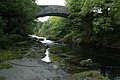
38, 16, 71, 39
0, 0, 40, 34
0, 0, 40, 48
37, 0, 120, 45
64, 0, 120, 45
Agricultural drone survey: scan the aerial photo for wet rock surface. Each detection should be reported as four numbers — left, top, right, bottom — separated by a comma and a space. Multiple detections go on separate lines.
0, 35, 119, 80
0, 58, 70, 80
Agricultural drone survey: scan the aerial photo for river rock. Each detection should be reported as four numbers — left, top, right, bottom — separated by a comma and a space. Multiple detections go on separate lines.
80, 59, 93, 66
70, 70, 109, 80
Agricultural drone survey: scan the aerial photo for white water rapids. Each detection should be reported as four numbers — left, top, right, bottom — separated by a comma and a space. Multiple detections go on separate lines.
41, 48, 51, 62
28, 34, 54, 63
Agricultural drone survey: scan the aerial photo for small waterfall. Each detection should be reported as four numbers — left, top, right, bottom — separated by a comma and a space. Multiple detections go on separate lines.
28, 34, 54, 45
28, 34, 56, 63
41, 48, 51, 63
40, 38, 54, 45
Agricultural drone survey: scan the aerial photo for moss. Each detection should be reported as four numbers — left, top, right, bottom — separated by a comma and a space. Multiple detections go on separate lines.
49, 45, 65, 54
71, 70, 109, 80
0, 50, 22, 62
0, 63, 12, 70
0, 76, 6, 80
39, 47, 46, 53
49, 53, 62, 61
27, 51, 36, 58
15, 41, 32, 48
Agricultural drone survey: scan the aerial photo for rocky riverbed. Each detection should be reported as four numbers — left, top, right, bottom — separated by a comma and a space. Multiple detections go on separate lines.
0, 38, 70, 80
0, 35, 113, 80
0, 57, 70, 80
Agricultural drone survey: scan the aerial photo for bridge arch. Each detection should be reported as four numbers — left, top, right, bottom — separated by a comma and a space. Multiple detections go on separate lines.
36, 5, 69, 18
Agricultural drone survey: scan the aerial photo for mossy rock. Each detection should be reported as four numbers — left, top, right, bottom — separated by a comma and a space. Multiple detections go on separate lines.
49, 53, 62, 61
0, 63, 12, 70
27, 51, 36, 58
0, 50, 22, 62
71, 70, 109, 80
0, 76, 6, 80
49, 45, 63, 54
39, 47, 46, 53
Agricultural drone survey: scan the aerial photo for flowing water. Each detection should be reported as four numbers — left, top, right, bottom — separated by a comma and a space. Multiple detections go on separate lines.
32, 34, 120, 80
9, 35, 118, 80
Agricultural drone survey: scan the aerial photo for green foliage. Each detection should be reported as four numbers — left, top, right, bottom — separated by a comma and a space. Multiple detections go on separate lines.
93, 17, 113, 34
0, 0, 40, 34
0, 76, 6, 80
0, 63, 12, 70
37, 0, 120, 45
0, 34, 23, 49
61, 31, 77, 43
0, 0, 40, 48
0, 49, 22, 62
19, 20, 39, 34
64, 0, 120, 45
38, 17, 71, 39
0, 16, 6, 37
49, 53, 62, 61
71, 70, 109, 80
27, 51, 36, 58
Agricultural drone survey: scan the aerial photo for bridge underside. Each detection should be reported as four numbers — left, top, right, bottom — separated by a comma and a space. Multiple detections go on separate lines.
36, 13, 69, 18
36, 5, 69, 18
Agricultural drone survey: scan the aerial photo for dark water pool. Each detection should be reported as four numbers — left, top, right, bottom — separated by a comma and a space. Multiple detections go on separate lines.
50, 44, 120, 80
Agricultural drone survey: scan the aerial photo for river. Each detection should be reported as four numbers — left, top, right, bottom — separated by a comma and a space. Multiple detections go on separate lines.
54, 44, 120, 80
32, 35, 120, 80
0, 35, 120, 80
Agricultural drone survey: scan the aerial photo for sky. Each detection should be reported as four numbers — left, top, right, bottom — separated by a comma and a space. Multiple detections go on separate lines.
36, 0, 65, 6
36, 0, 65, 22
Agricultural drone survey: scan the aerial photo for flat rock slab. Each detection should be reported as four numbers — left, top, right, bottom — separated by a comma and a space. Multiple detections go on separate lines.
0, 58, 69, 80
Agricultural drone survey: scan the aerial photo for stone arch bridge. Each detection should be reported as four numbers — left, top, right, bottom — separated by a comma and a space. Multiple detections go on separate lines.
36, 5, 69, 18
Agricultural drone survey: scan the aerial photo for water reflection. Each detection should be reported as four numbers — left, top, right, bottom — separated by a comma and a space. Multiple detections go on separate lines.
61, 45, 120, 80
28, 35, 120, 80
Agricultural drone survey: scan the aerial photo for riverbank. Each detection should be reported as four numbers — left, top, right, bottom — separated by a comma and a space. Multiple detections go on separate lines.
0, 37, 112, 80
0, 40, 70, 80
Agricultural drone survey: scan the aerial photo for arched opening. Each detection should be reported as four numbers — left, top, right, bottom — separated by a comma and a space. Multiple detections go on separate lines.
36, 5, 69, 18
